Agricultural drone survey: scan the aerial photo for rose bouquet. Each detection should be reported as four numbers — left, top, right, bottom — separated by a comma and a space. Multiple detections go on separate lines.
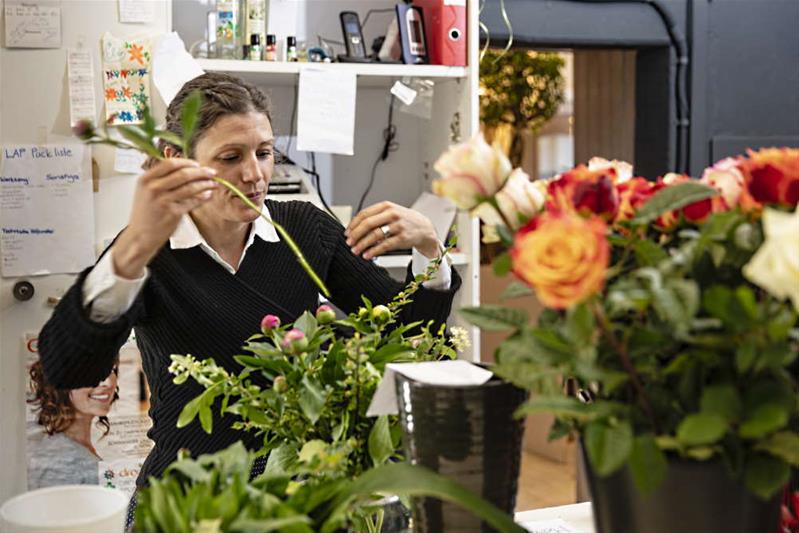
433, 135, 799, 502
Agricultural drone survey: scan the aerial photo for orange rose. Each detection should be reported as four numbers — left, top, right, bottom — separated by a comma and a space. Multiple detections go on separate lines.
616, 177, 657, 222
511, 212, 609, 309
547, 165, 620, 221
738, 147, 799, 208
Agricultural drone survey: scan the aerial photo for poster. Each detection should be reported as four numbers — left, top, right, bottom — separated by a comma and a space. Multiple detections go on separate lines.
25, 334, 153, 497
101, 32, 151, 125
0, 143, 95, 277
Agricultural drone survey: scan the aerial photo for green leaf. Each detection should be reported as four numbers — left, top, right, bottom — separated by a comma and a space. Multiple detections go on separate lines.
293, 311, 318, 338
459, 305, 527, 331
632, 182, 718, 225
367, 415, 394, 466
676, 413, 728, 446
738, 404, 789, 439
199, 404, 213, 434
370, 343, 415, 366
584, 420, 633, 476
735, 341, 757, 374
744, 454, 790, 500
229, 516, 311, 532
323, 463, 525, 533
755, 431, 799, 467
564, 303, 594, 346
181, 90, 203, 153
263, 443, 299, 476
516, 396, 621, 422
628, 434, 667, 494
298, 439, 327, 464
492, 252, 512, 276
500, 280, 533, 300
177, 393, 205, 428
298, 376, 327, 424
632, 239, 668, 266
700, 385, 742, 422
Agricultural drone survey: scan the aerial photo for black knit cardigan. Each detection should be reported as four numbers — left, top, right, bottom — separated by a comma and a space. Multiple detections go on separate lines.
38, 200, 461, 486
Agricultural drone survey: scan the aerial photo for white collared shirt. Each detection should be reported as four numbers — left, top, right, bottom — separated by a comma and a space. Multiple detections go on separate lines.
82, 205, 450, 323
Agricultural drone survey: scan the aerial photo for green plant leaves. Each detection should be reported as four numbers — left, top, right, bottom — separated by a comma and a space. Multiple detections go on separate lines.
584, 420, 633, 476
738, 404, 789, 439
324, 463, 525, 533
459, 305, 527, 331
180, 90, 203, 154
501, 280, 533, 300
492, 252, 512, 276
755, 431, 799, 466
699, 385, 742, 422
632, 182, 718, 225
298, 376, 328, 425
367, 415, 393, 466
628, 434, 667, 494
744, 454, 790, 500
676, 413, 728, 446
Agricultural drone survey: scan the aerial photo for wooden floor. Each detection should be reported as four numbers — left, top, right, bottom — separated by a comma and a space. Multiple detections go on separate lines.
516, 451, 577, 511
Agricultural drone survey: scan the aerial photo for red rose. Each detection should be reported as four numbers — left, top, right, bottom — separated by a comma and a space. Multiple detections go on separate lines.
548, 165, 620, 221
739, 147, 799, 208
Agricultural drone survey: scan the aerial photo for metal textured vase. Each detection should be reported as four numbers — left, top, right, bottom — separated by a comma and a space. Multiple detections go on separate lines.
586, 452, 782, 533
394, 373, 528, 533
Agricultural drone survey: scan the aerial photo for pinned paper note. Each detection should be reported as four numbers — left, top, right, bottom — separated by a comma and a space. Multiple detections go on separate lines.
0, 144, 94, 276
101, 33, 151, 125
390, 81, 418, 106
521, 519, 580, 533
367, 360, 494, 416
67, 48, 97, 127
151, 32, 205, 106
118, 0, 155, 23
296, 68, 357, 155
4, 1, 61, 48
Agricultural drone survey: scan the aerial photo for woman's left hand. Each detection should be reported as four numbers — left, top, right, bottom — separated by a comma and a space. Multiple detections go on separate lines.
345, 201, 440, 260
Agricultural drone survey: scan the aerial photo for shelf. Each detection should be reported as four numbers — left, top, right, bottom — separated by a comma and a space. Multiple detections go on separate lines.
196, 59, 468, 87
374, 252, 468, 269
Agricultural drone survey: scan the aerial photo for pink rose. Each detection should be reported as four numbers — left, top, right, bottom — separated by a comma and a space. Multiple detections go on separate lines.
700, 157, 745, 208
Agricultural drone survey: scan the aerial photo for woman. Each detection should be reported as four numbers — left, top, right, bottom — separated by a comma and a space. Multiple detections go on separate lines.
27, 361, 118, 489
38, 72, 460, 490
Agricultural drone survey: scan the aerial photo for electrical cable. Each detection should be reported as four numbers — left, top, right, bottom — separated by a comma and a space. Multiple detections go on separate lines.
308, 151, 342, 224
538, 0, 690, 172
356, 95, 398, 213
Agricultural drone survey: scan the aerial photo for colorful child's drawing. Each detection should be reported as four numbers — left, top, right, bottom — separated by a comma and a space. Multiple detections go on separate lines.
101, 33, 151, 125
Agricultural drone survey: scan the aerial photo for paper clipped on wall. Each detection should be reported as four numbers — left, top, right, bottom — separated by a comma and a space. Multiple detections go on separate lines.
4, 1, 61, 48
151, 32, 205, 106
296, 68, 357, 156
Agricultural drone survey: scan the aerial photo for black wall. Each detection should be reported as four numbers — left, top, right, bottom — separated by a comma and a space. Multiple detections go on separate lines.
481, 0, 799, 177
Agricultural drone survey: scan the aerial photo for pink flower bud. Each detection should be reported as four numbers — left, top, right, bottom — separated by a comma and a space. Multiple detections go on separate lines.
282, 328, 308, 353
260, 314, 281, 334
316, 304, 336, 324
72, 119, 96, 141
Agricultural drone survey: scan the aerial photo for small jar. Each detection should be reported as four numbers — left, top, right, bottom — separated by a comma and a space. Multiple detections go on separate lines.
286, 35, 298, 62
265, 34, 277, 61
248, 33, 262, 60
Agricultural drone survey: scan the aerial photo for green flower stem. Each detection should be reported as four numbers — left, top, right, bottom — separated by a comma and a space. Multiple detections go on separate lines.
485, 196, 516, 235
213, 177, 331, 298
591, 301, 659, 433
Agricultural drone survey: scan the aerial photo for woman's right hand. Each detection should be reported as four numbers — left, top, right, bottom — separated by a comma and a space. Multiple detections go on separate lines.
112, 159, 217, 279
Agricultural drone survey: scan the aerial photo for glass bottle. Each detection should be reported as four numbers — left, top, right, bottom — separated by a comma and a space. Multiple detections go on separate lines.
244, 0, 267, 54
265, 34, 277, 61
248, 34, 262, 61
215, 0, 240, 59
286, 36, 298, 62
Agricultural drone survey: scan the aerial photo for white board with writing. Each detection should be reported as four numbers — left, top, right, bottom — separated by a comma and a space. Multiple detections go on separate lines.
0, 144, 95, 277
4, 1, 61, 48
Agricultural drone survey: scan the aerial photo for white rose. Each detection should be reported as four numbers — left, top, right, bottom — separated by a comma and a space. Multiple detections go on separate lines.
743, 206, 799, 312
700, 157, 745, 208
588, 157, 634, 183
432, 133, 513, 210
472, 169, 546, 231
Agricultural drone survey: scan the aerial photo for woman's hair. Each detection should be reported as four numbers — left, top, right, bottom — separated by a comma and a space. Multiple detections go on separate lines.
143, 72, 273, 169
27, 361, 116, 437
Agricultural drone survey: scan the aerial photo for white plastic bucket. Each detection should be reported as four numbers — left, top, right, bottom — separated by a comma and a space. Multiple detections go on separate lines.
0, 485, 128, 533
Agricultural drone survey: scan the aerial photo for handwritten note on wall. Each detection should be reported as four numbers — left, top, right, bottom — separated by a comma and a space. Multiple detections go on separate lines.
4, 1, 61, 48
0, 144, 95, 277
296, 68, 357, 155
67, 48, 97, 127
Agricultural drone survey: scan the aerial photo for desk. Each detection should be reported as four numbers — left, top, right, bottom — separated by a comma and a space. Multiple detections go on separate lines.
516, 502, 595, 532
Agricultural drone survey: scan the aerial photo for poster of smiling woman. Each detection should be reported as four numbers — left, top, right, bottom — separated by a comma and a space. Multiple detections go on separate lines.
24, 333, 152, 497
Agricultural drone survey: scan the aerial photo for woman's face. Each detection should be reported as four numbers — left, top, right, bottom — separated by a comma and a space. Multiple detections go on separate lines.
192, 111, 275, 225
68, 368, 118, 418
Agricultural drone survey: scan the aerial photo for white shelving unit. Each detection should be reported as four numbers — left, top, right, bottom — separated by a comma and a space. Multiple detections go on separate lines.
187, 2, 481, 360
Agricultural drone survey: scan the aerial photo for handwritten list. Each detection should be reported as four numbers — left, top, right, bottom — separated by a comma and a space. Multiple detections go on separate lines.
4, 1, 61, 48
67, 48, 97, 127
0, 144, 95, 277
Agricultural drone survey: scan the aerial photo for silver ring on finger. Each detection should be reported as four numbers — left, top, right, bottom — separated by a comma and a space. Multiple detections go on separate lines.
379, 224, 391, 240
